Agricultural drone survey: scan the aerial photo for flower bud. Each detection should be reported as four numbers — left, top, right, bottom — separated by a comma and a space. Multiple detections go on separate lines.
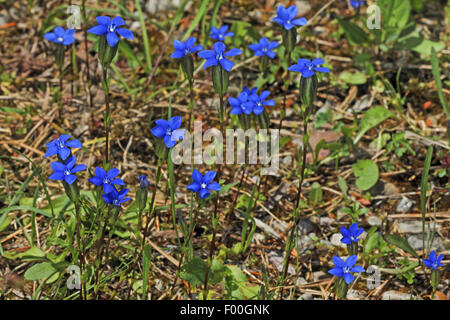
212, 65, 229, 98
55, 43, 64, 70
181, 54, 194, 82
335, 277, 348, 299
431, 269, 440, 293
299, 74, 318, 108
282, 28, 296, 55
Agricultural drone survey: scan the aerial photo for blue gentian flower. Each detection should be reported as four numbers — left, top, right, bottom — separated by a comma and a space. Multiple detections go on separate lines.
273, 5, 307, 30
49, 156, 86, 185
243, 86, 258, 96
245, 90, 275, 115
186, 169, 221, 199
229, 91, 251, 115
328, 255, 365, 284
288, 58, 330, 78
210, 25, 234, 41
88, 16, 134, 47
151, 116, 185, 148
249, 38, 279, 59
89, 167, 125, 193
45, 134, 82, 160
139, 175, 150, 190
198, 42, 242, 72
44, 27, 76, 46
350, 0, 365, 8
340, 222, 364, 245
170, 37, 203, 59
423, 251, 444, 270
102, 187, 130, 206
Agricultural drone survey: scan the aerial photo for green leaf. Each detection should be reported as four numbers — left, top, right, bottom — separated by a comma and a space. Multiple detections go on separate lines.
24, 262, 58, 281
339, 71, 367, 85
355, 106, 394, 144
385, 234, 419, 258
412, 39, 445, 56
337, 18, 368, 45
352, 159, 379, 191
180, 257, 207, 288
309, 182, 323, 205
142, 245, 151, 299
431, 47, 449, 118
180, 257, 226, 288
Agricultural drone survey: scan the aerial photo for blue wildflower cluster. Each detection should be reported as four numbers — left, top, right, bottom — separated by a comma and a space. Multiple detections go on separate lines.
45, 135, 86, 185
229, 87, 275, 116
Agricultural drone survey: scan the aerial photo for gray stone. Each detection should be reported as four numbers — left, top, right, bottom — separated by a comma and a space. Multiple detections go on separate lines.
313, 271, 327, 282
297, 218, 315, 235
367, 215, 382, 226
398, 220, 441, 234
384, 182, 399, 195
295, 1, 312, 16
407, 234, 445, 252
146, 0, 183, 13
396, 196, 415, 213
319, 217, 335, 226
282, 156, 292, 165
330, 233, 345, 247
296, 235, 314, 254
268, 251, 295, 275
347, 289, 365, 300
298, 293, 313, 300
381, 290, 413, 300
296, 277, 308, 286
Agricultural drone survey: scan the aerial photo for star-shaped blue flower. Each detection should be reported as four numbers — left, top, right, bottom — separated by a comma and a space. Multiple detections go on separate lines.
249, 38, 279, 59
170, 37, 203, 59
423, 251, 444, 270
340, 222, 364, 245
198, 42, 242, 72
89, 167, 125, 193
350, 0, 365, 8
102, 187, 130, 206
328, 255, 365, 284
243, 86, 258, 96
151, 116, 185, 148
88, 16, 134, 47
245, 90, 275, 115
45, 134, 82, 160
273, 5, 307, 30
210, 25, 234, 41
44, 27, 76, 46
288, 58, 330, 78
49, 156, 87, 185
229, 91, 251, 115
186, 169, 221, 199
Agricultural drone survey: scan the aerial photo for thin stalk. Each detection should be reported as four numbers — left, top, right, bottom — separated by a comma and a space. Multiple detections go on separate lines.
102, 68, 110, 164
82, 0, 93, 110
203, 94, 225, 299
188, 79, 195, 133
279, 112, 309, 299
74, 202, 85, 300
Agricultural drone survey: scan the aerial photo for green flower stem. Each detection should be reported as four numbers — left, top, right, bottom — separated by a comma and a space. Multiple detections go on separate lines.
74, 201, 85, 300
335, 277, 348, 299
188, 79, 195, 133
82, 0, 93, 110
102, 67, 111, 164
123, 161, 162, 299
279, 78, 313, 298
93, 205, 112, 299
